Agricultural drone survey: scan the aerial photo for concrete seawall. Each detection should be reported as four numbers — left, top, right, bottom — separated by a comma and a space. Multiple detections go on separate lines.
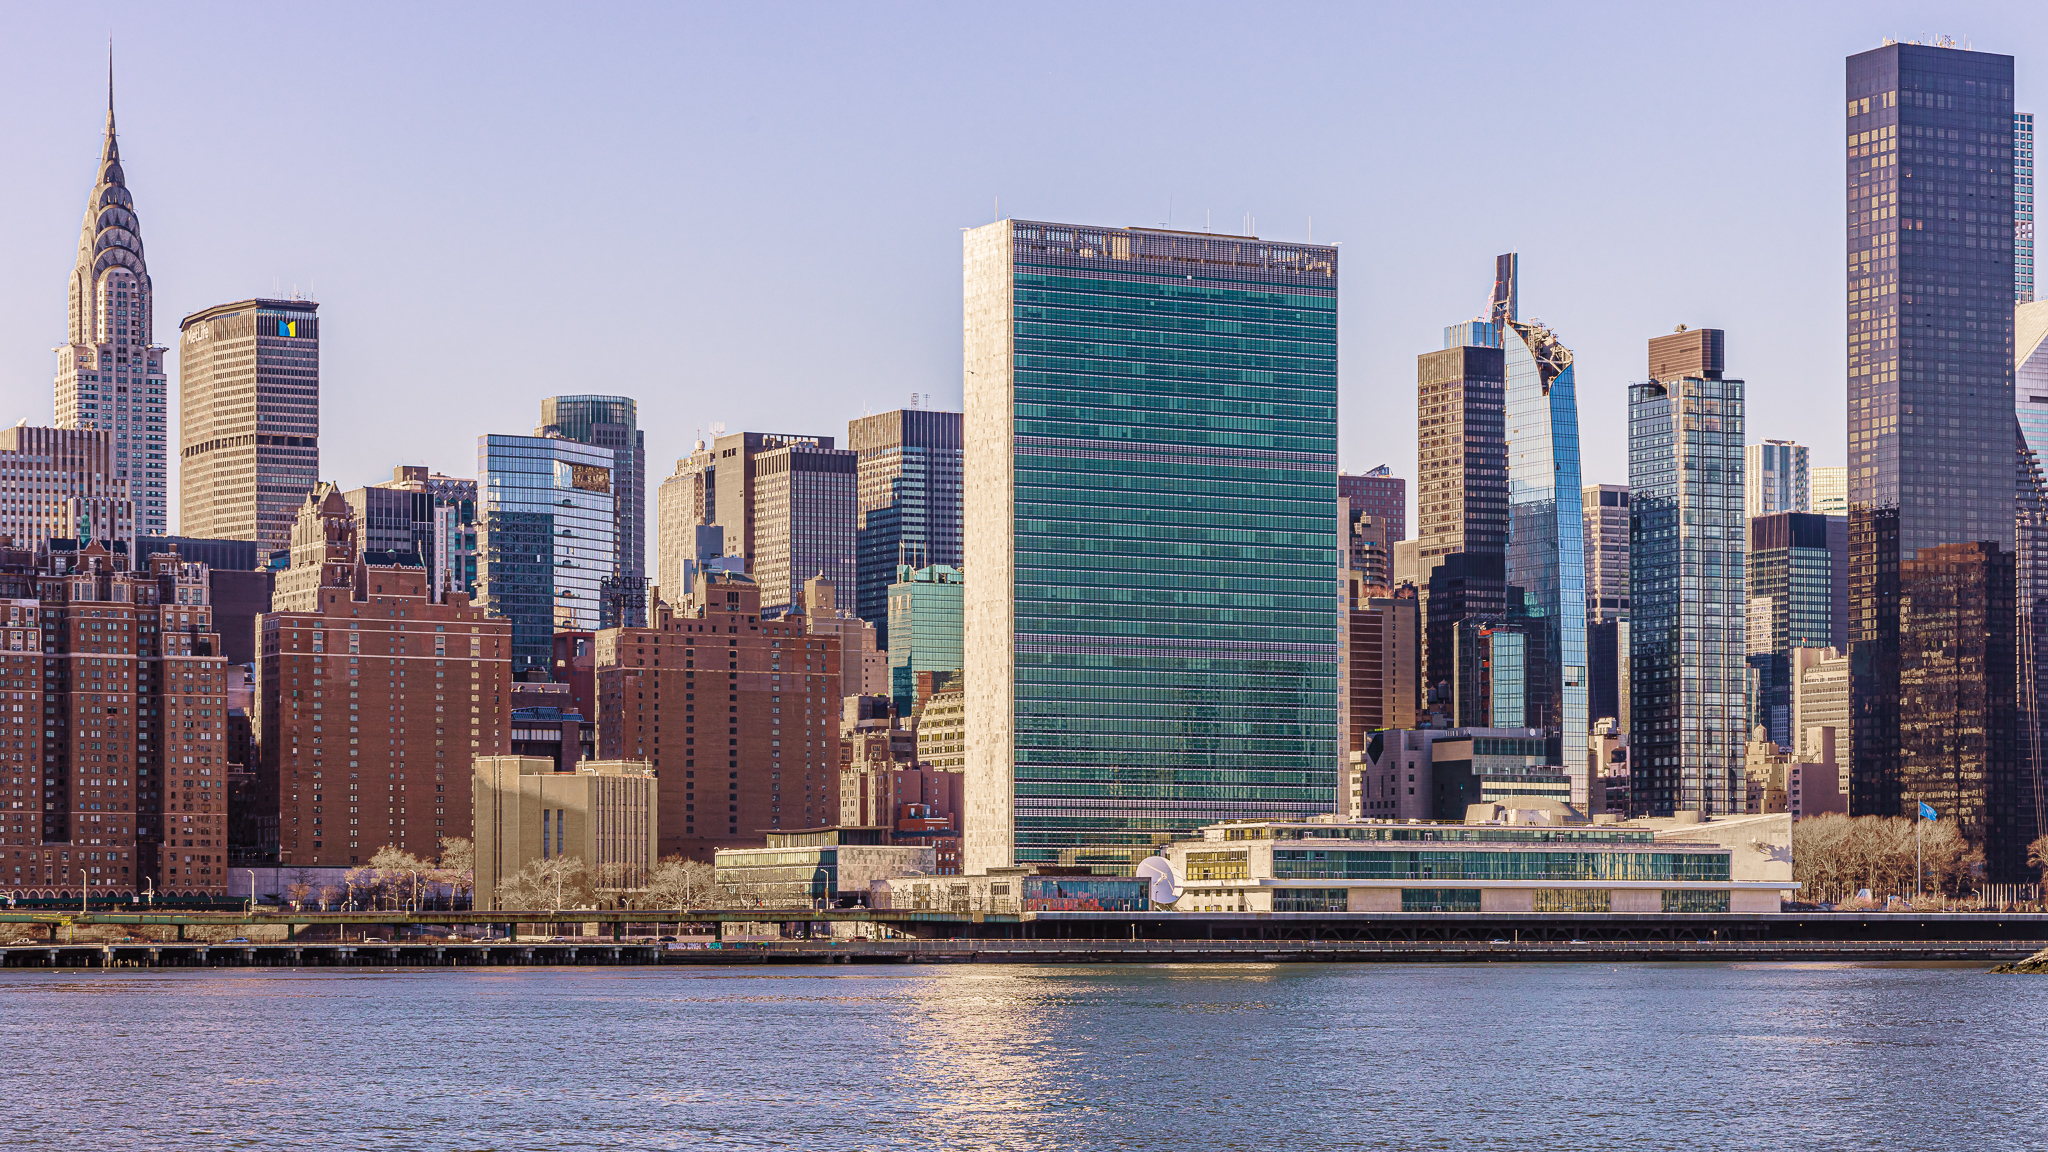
5, 937, 2041, 969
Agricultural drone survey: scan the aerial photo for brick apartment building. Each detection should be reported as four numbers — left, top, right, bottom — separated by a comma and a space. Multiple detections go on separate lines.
255, 487, 511, 867
596, 569, 841, 860
1, 541, 229, 898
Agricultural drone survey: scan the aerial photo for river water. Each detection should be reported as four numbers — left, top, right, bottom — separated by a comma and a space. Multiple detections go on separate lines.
5, 962, 2044, 1150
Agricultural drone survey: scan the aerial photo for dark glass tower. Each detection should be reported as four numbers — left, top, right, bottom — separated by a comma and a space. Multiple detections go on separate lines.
1845, 43, 2031, 879
848, 408, 963, 645
1415, 342, 1507, 715
1745, 512, 1847, 746
540, 395, 645, 627
1629, 330, 1745, 816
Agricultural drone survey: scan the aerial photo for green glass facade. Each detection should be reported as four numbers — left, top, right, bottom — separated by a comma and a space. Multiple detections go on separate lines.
1271, 848, 1731, 883
886, 563, 964, 712
974, 221, 1340, 865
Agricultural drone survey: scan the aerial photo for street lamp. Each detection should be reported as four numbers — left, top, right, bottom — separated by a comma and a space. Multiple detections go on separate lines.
246, 869, 257, 916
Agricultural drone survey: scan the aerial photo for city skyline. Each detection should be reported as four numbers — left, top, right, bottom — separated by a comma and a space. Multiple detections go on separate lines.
7, 9, 2047, 541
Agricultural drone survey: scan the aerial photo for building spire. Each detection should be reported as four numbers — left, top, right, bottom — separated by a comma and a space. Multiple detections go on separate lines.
103, 38, 119, 163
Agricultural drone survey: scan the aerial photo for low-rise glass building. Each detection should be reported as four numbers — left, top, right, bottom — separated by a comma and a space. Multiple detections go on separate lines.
1163, 818, 1793, 913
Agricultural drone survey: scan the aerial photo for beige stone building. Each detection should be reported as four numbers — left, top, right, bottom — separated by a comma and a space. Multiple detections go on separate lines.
0, 427, 133, 549
794, 576, 886, 698
472, 755, 658, 910
178, 297, 320, 549
1791, 646, 1851, 793
915, 684, 964, 771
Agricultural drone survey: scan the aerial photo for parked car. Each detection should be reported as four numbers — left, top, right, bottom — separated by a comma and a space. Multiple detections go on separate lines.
223, 937, 251, 944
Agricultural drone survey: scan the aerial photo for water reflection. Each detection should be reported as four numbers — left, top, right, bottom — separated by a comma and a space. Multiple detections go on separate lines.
4, 963, 2045, 1150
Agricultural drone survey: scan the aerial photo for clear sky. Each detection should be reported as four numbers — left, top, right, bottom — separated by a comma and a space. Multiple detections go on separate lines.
1, 2, 2044, 542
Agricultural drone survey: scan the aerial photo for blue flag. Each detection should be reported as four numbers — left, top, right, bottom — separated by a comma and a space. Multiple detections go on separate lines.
1919, 801, 1938, 821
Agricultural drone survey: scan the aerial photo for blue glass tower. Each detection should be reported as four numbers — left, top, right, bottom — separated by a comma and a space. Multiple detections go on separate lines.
1504, 319, 1587, 796
477, 433, 617, 680
963, 219, 1340, 871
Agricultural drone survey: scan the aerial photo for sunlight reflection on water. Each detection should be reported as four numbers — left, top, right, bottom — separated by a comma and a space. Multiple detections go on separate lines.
5, 962, 2045, 1151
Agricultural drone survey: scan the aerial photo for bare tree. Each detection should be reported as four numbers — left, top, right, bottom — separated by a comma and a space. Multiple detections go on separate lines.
2028, 834, 2048, 888
496, 856, 593, 912
1795, 813, 1982, 902
343, 864, 381, 910
633, 857, 719, 911
369, 846, 425, 909
437, 837, 475, 906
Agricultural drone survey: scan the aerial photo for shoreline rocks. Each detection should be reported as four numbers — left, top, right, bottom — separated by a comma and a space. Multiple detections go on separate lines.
1990, 947, 2048, 974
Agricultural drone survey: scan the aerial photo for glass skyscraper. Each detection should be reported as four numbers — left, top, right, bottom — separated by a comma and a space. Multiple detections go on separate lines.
1630, 329, 1746, 816
2020, 111, 2035, 304
886, 563, 964, 713
849, 408, 963, 645
540, 396, 646, 627
963, 219, 1339, 871
1415, 335, 1508, 720
1744, 511, 1846, 747
476, 433, 617, 680
1503, 315, 1587, 802
1744, 440, 1809, 519
1846, 43, 2031, 881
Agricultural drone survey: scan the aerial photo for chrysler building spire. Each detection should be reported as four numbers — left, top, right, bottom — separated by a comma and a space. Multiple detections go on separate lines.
53, 45, 167, 537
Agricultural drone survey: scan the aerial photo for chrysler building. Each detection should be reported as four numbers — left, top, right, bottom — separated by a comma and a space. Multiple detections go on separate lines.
53, 71, 168, 535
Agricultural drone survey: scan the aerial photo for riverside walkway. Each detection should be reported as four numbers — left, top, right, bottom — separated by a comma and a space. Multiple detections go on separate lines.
3, 908, 2045, 966
2, 936, 2041, 968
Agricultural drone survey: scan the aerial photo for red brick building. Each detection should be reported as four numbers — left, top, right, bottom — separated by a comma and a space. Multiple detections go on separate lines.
255, 487, 511, 868
597, 570, 841, 860
0, 542, 229, 899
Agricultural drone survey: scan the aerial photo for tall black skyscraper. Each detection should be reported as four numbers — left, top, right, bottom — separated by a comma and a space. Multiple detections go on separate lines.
1845, 43, 2032, 879
848, 408, 962, 646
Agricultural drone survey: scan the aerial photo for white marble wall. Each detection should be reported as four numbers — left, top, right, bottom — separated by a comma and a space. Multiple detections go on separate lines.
962, 220, 1016, 873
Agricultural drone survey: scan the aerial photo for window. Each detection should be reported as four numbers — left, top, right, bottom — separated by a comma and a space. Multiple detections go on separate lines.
1274, 888, 1349, 913
1661, 890, 1729, 913
1401, 888, 1481, 913
1186, 851, 1247, 881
